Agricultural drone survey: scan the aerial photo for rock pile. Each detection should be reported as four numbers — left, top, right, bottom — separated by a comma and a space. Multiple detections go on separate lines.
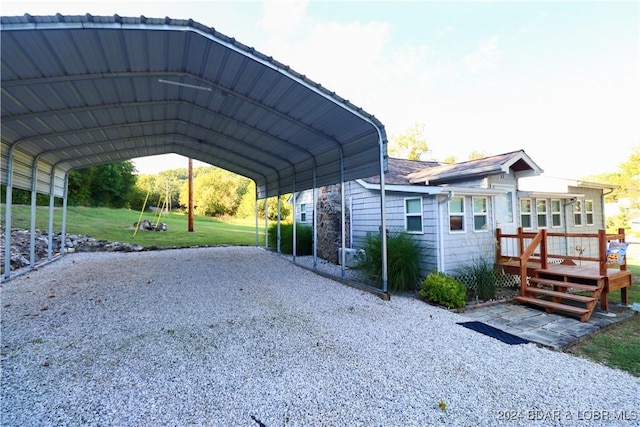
0, 228, 143, 274
134, 219, 167, 231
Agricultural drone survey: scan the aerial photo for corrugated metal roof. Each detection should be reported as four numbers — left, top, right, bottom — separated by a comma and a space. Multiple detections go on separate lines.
1, 14, 388, 198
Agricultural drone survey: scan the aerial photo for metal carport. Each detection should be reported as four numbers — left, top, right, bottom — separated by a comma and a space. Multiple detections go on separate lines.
0, 14, 389, 290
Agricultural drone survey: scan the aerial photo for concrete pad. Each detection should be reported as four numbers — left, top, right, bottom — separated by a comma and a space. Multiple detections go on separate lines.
462, 301, 635, 350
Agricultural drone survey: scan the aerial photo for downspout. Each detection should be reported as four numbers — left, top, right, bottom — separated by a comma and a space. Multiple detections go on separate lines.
438, 191, 455, 272
348, 182, 353, 249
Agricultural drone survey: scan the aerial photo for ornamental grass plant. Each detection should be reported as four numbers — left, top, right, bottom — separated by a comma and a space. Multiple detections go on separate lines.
358, 231, 426, 293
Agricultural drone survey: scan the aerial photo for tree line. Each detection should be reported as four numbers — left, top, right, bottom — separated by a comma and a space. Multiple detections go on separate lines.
1, 161, 291, 220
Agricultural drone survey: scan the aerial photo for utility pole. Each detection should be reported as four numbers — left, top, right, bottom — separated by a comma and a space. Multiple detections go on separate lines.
188, 157, 194, 232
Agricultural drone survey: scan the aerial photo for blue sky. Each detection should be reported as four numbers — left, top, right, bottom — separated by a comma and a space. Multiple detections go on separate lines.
2, 1, 638, 178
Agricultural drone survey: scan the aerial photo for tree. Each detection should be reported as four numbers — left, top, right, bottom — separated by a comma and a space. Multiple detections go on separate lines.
468, 150, 487, 160
442, 155, 457, 164
235, 181, 291, 220
583, 145, 640, 206
388, 123, 430, 160
178, 167, 250, 217
67, 161, 139, 208
136, 168, 187, 210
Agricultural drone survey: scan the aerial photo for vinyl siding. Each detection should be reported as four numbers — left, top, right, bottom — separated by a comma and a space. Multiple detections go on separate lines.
439, 195, 497, 273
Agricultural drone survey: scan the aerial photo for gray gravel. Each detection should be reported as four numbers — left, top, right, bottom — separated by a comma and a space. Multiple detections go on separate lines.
1, 247, 638, 426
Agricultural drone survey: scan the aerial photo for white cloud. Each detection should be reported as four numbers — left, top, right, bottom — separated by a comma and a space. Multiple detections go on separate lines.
464, 35, 501, 73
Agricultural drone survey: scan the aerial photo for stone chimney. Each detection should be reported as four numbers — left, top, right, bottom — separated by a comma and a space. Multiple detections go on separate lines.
315, 184, 350, 264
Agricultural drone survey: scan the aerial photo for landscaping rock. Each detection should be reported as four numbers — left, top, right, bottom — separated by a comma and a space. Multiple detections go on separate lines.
0, 228, 144, 274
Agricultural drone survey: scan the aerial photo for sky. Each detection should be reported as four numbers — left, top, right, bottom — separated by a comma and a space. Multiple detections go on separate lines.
2, 0, 639, 178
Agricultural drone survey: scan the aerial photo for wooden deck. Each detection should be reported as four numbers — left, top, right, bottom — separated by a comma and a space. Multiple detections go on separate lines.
497, 228, 632, 322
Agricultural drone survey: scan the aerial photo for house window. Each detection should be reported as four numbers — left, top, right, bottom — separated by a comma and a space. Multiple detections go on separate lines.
551, 199, 562, 227
520, 198, 532, 229
405, 197, 423, 233
585, 200, 594, 226
449, 196, 465, 232
300, 203, 306, 223
536, 199, 548, 228
574, 200, 583, 226
473, 197, 488, 231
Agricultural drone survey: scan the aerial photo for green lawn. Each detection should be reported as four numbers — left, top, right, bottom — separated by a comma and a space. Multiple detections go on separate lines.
566, 260, 640, 377
3, 204, 265, 248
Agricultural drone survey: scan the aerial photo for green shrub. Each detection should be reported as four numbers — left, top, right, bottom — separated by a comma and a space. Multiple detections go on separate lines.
456, 257, 498, 301
419, 271, 467, 308
358, 231, 426, 293
267, 223, 313, 255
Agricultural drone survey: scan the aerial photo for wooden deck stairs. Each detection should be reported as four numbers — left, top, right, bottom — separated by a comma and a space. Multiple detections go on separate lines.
497, 228, 632, 322
515, 268, 604, 322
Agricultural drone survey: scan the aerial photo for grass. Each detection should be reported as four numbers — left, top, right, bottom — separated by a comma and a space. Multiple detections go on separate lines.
566, 262, 640, 376
2, 204, 265, 248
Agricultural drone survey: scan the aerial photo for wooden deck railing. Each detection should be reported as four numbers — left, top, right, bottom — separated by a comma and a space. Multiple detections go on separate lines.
496, 227, 628, 293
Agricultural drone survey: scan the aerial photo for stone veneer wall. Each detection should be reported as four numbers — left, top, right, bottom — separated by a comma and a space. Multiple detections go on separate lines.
315, 184, 350, 264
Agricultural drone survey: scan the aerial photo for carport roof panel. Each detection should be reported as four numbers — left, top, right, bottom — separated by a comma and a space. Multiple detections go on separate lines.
0, 14, 388, 198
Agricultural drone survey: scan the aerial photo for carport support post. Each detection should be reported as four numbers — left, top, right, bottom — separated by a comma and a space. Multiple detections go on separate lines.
47, 171, 56, 260
292, 174, 297, 263
340, 158, 346, 279
29, 166, 39, 267
188, 158, 194, 232
254, 183, 259, 247
3, 151, 15, 279
60, 174, 69, 256
379, 138, 388, 293
313, 166, 318, 269
264, 198, 268, 250
277, 183, 281, 255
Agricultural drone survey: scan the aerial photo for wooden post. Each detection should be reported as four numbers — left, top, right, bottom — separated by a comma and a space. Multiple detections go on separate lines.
188, 158, 194, 232
598, 229, 607, 276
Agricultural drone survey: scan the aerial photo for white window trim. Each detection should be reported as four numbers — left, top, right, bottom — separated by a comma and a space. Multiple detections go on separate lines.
300, 203, 306, 223
536, 199, 548, 229
574, 199, 583, 227
585, 199, 594, 226
520, 198, 533, 230
449, 196, 466, 233
472, 196, 489, 233
551, 199, 563, 228
404, 196, 424, 234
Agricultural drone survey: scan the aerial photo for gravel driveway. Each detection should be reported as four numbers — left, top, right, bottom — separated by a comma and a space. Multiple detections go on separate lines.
1, 247, 638, 426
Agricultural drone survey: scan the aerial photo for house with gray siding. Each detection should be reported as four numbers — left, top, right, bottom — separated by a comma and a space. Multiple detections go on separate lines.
292, 150, 615, 277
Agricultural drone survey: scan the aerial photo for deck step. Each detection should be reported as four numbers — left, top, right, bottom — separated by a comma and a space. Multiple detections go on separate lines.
515, 296, 591, 318
535, 269, 605, 280
529, 277, 600, 292
524, 288, 596, 303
